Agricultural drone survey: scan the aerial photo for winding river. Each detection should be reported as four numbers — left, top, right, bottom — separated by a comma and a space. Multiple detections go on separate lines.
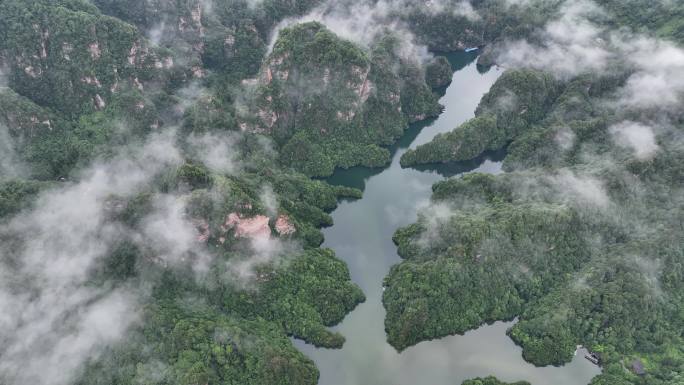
294, 53, 602, 385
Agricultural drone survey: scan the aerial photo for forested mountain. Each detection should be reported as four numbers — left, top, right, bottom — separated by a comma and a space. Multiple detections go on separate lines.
0, 0, 682, 384
387, 2, 684, 385
242, 22, 442, 176
0, 0, 463, 383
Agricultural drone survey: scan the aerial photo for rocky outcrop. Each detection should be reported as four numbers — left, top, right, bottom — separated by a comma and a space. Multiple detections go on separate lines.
0, 1, 175, 116
192, 219, 211, 242
0, 89, 56, 139
223, 213, 271, 240
241, 22, 373, 135
275, 215, 296, 235
213, 212, 297, 242
235, 22, 441, 176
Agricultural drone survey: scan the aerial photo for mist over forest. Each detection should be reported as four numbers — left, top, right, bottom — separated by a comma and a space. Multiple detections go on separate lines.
0, 0, 682, 384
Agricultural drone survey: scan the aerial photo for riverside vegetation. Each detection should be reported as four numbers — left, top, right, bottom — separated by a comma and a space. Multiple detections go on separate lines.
0, 0, 683, 384
388, 2, 684, 385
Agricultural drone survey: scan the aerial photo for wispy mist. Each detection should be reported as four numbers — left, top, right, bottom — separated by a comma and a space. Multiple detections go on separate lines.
0, 130, 223, 384
0, 124, 26, 180
496, 0, 612, 77
0, 131, 182, 384
187, 132, 241, 175
609, 121, 660, 160
268, 0, 443, 62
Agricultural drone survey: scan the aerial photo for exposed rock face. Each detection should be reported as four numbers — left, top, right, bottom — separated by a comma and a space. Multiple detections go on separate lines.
357, 76, 373, 103
88, 42, 101, 59
275, 215, 296, 235
192, 219, 210, 242
40, 29, 49, 59
218, 212, 295, 240
133, 77, 144, 91
23, 66, 41, 78
0, 90, 55, 139
128, 41, 140, 65
94, 94, 106, 109
191, 66, 206, 78
81, 76, 102, 87
1, 3, 172, 116
224, 213, 271, 239
245, 22, 373, 135
234, 22, 441, 177
62, 42, 73, 61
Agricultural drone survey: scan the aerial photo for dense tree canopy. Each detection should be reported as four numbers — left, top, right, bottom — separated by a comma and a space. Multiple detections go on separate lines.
1, 0, 683, 384
386, 9, 684, 382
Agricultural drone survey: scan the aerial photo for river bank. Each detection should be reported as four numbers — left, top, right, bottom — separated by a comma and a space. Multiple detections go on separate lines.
294, 53, 601, 385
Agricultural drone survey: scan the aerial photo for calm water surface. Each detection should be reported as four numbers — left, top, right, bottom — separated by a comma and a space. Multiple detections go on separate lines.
295, 53, 602, 385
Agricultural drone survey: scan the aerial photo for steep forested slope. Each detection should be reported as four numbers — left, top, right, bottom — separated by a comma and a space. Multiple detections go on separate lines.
238, 22, 442, 176
0, 0, 467, 383
0, 1, 363, 384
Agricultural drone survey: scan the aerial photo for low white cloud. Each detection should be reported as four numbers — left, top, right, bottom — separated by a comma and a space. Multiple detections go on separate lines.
554, 126, 576, 151
0, 124, 26, 179
609, 121, 659, 160
0, 62, 8, 88
174, 82, 208, 115
138, 194, 212, 270
416, 201, 458, 247
495, 0, 684, 112
548, 169, 610, 208
0, 131, 204, 385
147, 21, 167, 46
422, 0, 480, 19
616, 36, 684, 109
187, 132, 240, 175
513, 169, 612, 209
268, 0, 435, 62
259, 184, 278, 216
229, 235, 299, 285
496, 0, 611, 78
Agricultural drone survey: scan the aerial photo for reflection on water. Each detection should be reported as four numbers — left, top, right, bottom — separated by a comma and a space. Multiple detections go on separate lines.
295, 53, 602, 385
408, 148, 508, 178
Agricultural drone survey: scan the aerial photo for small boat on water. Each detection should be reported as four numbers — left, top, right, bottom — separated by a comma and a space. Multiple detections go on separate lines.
585, 352, 600, 365
465, 47, 479, 53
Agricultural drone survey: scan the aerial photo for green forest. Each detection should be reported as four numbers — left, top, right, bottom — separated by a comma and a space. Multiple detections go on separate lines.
385, 2, 684, 385
463, 378, 531, 385
0, 0, 683, 384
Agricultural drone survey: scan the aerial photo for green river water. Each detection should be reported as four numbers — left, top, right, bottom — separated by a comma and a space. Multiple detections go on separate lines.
294, 53, 602, 385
